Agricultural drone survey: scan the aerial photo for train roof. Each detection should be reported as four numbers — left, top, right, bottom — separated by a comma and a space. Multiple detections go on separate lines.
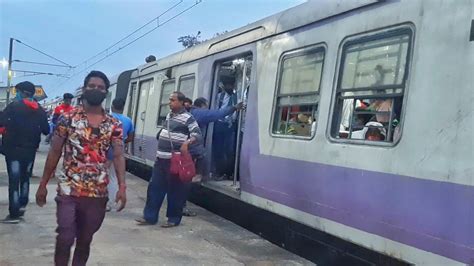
131, 0, 383, 78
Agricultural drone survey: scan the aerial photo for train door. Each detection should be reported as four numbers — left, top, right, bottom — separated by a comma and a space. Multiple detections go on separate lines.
210, 54, 252, 186
133, 79, 152, 160
127, 82, 138, 156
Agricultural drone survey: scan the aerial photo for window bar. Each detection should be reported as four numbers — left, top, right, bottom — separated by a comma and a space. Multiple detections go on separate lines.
284, 98, 291, 134
393, 37, 404, 85
348, 98, 357, 138
387, 99, 394, 141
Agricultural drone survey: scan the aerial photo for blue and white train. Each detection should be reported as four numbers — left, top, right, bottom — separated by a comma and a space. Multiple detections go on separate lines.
104, 0, 473, 264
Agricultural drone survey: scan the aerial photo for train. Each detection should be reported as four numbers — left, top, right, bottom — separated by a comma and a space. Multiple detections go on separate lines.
96, 0, 473, 264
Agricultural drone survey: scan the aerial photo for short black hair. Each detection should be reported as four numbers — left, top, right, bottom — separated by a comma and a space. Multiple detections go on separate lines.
112, 98, 126, 111
16, 81, 36, 97
221, 76, 235, 86
83, 70, 110, 89
172, 91, 186, 103
63, 93, 74, 99
184, 97, 192, 105
193, 97, 208, 108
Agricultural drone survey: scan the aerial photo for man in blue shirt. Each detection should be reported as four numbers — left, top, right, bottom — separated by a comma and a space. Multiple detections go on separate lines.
107, 98, 134, 211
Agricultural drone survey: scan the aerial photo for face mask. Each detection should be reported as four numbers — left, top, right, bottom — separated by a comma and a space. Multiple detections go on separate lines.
82, 89, 106, 106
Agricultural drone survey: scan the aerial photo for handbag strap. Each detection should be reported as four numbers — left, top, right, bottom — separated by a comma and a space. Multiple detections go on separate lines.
166, 115, 175, 152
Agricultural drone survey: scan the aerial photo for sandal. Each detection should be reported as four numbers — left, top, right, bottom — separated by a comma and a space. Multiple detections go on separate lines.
161, 222, 179, 228
135, 217, 155, 226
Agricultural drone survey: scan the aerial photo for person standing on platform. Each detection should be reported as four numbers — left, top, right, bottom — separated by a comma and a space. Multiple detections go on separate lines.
0, 81, 50, 224
35, 71, 127, 266
106, 98, 134, 212
136, 91, 201, 227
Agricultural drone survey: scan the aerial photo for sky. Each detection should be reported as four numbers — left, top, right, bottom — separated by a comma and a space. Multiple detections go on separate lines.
0, 0, 305, 99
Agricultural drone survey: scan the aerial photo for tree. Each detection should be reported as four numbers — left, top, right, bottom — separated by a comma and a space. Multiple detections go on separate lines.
177, 31, 201, 48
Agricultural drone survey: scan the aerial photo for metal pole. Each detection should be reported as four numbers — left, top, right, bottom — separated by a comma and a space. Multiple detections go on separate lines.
233, 60, 248, 187
6, 38, 14, 105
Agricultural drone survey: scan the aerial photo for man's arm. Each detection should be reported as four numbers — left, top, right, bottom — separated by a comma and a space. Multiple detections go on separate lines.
111, 123, 126, 211
185, 116, 202, 145
36, 134, 65, 207
199, 102, 243, 124
125, 132, 134, 144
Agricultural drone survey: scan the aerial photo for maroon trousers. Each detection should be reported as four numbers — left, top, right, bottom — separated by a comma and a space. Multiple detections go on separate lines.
54, 195, 107, 266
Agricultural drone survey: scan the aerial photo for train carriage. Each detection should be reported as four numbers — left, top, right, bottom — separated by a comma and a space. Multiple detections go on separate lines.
112, 0, 473, 264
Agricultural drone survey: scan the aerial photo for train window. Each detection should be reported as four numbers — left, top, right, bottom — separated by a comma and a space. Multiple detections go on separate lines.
178, 75, 195, 99
271, 46, 325, 138
157, 79, 175, 126
330, 28, 413, 144
127, 82, 137, 118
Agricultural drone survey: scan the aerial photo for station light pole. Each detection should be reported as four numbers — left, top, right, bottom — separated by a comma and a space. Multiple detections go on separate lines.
6, 38, 14, 104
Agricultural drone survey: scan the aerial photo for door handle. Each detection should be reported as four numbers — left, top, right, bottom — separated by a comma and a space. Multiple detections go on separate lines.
140, 111, 146, 120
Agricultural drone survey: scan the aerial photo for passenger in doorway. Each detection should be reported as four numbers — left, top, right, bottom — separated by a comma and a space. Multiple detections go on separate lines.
0, 81, 50, 224
183, 97, 193, 112
180, 97, 243, 217
106, 98, 135, 212
136, 91, 202, 227
212, 76, 239, 180
36, 71, 127, 266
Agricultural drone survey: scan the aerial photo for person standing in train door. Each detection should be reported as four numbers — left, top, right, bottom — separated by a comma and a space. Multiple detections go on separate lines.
212, 76, 238, 180
180, 97, 243, 216
35, 71, 127, 266
106, 98, 135, 212
0, 81, 50, 224
136, 91, 202, 227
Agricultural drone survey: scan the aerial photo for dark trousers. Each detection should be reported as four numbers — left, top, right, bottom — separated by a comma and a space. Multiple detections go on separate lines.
5, 156, 35, 218
54, 195, 107, 266
212, 122, 236, 176
143, 158, 187, 225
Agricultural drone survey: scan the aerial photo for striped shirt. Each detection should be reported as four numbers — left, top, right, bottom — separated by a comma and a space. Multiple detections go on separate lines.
156, 108, 202, 159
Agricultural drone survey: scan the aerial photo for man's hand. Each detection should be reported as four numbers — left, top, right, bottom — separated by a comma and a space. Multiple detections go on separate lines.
180, 141, 190, 153
36, 184, 48, 207
234, 102, 244, 110
115, 185, 127, 212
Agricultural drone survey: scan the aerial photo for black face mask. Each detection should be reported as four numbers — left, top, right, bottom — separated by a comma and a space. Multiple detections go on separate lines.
82, 89, 106, 106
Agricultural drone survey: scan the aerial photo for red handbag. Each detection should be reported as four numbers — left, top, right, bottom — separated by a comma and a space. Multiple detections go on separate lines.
167, 121, 196, 183
170, 151, 196, 183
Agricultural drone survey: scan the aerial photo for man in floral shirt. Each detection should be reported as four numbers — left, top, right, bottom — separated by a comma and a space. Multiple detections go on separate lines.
36, 71, 126, 266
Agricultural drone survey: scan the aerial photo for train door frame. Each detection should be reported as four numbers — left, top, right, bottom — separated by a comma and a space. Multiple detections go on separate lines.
208, 53, 253, 187
133, 78, 153, 161
127, 82, 138, 156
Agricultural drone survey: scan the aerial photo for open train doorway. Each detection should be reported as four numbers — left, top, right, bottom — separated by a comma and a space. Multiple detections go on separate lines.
209, 54, 252, 190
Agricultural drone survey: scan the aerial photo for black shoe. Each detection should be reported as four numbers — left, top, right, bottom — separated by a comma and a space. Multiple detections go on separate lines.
19, 209, 25, 217
1, 215, 20, 224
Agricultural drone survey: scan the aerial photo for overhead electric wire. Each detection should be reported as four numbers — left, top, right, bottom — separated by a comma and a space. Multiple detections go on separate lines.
51, 0, 202, 95
13, 59, 73, 68
11, 69, 70, 78
75, 0, 184, 68
14, 39, 72, 67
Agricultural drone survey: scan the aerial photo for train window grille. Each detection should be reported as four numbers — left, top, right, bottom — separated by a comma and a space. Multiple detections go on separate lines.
178, 75, 196, 99
157, 79, 175, 126
331, 29, 413, 144
271, 47, 325, 138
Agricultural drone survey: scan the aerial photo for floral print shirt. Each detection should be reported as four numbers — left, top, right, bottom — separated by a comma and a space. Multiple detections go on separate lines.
55, 107, 122, 197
